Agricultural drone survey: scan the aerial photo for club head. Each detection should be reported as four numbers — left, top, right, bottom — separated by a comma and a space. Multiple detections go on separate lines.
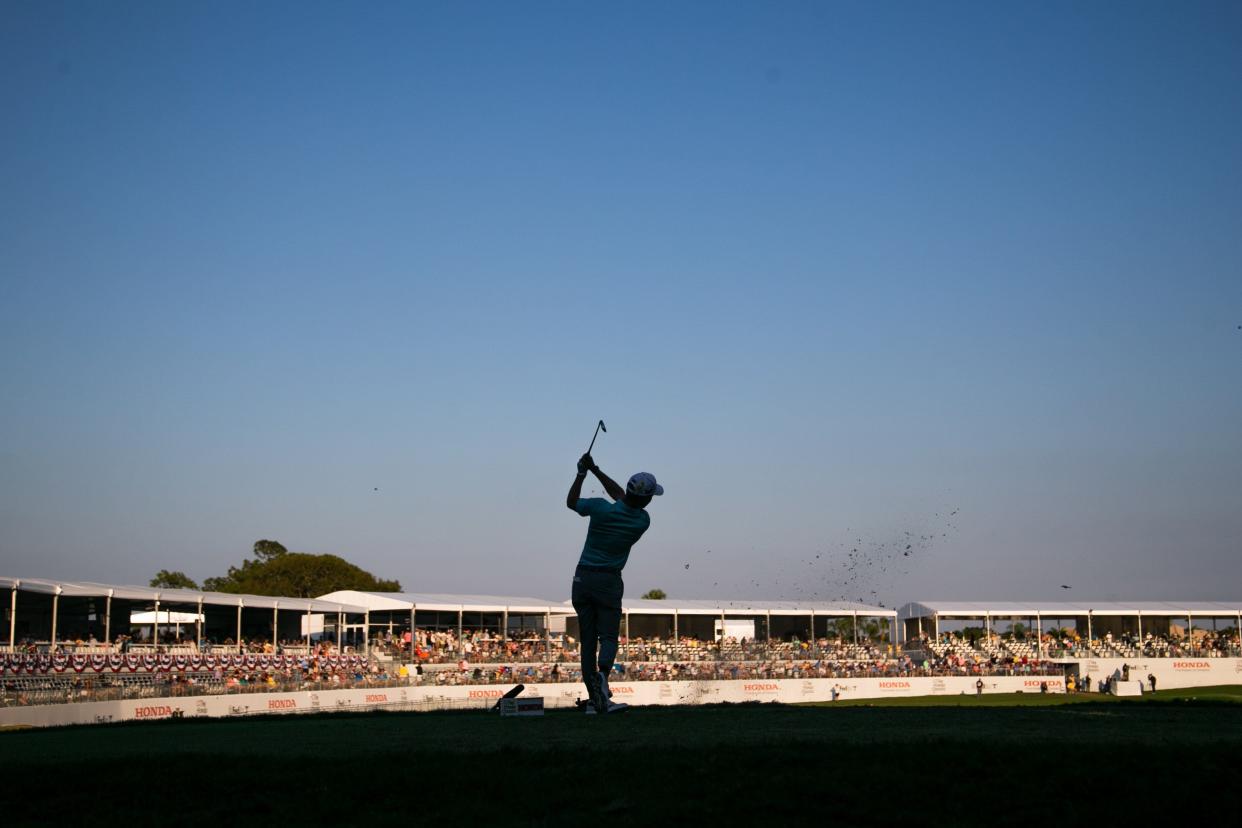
599, 420, 606, 432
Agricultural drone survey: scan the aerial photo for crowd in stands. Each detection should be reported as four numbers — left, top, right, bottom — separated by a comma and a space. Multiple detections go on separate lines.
7, 624, 1237, 708
1047, 631, 1240, 659
376, 629, 896, 664
922, 630, 1241, 662
3, 628, 1067, 707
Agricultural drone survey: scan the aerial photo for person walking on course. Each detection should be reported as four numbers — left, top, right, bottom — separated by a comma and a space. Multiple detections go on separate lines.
566, 452, 663, 714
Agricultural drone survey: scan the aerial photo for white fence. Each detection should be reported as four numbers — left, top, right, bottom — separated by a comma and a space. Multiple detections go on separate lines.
4, 657, 1239, 730
0, 674, 1063, 728
1057, 656, 1242, 690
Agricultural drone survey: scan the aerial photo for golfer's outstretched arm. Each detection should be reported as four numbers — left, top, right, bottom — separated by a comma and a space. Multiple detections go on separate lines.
592, 467, 625, 501
566, 467, 587, 510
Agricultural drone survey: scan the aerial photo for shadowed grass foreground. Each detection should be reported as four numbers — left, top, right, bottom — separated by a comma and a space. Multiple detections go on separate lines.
3, 688, 1239, 825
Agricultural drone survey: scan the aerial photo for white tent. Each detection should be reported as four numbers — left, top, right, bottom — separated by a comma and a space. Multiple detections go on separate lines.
130, 610, 205, 625
316, 591, 898, 650
896, 600, 1242, 648
1, 576, 369, 653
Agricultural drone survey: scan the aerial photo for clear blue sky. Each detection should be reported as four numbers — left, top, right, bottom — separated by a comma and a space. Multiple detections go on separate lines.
2, 1, 1240, 603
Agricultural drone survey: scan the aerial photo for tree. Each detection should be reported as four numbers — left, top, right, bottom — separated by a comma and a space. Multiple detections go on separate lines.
202, 540, 400, 597
960, 626, 986, 643
253, 539, 287, 562
149, 570, 199, 590
640, 589, 667, 600
829, 617, 855, 640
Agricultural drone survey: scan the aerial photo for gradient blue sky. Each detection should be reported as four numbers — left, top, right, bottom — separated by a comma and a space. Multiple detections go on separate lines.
2, 1, 1240, 604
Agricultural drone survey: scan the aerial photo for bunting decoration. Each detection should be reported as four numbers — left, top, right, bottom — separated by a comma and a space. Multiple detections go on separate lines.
0, 653, 367, 675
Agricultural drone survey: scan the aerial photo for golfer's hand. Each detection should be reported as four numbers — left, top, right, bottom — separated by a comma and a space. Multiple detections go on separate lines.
577, 453, 596, 474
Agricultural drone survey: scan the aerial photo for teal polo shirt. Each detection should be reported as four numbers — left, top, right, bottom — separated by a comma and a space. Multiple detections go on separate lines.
575, 498, 651, 570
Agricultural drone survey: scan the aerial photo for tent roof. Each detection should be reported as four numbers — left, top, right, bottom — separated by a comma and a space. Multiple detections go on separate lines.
618, 598, 895, 617
130, 610, 205, 623
319, 590, 894, 617
898, 600, 1242, 619
317, 590, 575, 615
0, 577, 369, 614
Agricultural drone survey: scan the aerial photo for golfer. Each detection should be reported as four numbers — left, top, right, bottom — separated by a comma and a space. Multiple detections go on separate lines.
566, 452, 662, 714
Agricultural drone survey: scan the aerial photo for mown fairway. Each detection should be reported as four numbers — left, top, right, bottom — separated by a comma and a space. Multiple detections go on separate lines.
4, 688, 1239, 826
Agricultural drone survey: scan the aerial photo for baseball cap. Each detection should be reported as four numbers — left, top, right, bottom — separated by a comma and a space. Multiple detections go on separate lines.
626, 472, 664, 497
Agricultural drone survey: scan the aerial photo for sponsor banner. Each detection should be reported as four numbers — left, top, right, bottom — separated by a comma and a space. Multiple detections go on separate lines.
466, 689, 505, 700
133, 704, 175, 720
1023, 678, 1063, 690
1051, 657, 1240, 690
878, 681, 913, 691
38, 671, 1242, 732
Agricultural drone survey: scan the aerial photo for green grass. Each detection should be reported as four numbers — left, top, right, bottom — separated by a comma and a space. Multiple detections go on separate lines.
814, 684, 1242, 707
3, 687, 1240, 825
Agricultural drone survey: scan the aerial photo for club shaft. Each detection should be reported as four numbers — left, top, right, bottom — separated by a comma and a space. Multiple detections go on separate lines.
587, 423, 602, 454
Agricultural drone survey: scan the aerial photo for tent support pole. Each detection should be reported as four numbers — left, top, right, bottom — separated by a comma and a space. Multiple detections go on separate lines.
502, 608, 508, 644
9, 586, 17, 649
272, 604, 279, 649
1137, 611, 1142, 643
365, 611, 371, 658
236, 603, 243, 653
104, 592, 112, 647
195, 598, 202, 649
153, 599, 160, 647
1036, 613, 1042, 658
766, 610, 771, 646
51, 589, 59, 649
624, 612, 630, 662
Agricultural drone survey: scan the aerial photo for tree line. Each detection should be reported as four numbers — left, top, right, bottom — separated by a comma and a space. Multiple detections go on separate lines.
149, 540, 401, 598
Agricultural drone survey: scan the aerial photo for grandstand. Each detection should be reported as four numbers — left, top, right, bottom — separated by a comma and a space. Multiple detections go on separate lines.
0, 576, 371, 655
898, 600, 1242, 659
3, 576, 1239, 721
319, 589, 899, 662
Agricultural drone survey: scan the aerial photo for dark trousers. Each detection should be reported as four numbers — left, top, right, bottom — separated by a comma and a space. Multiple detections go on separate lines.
571, 567, 623, 692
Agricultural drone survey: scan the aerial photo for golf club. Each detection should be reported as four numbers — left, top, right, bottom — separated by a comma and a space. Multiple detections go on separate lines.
587, 420, 606, 454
